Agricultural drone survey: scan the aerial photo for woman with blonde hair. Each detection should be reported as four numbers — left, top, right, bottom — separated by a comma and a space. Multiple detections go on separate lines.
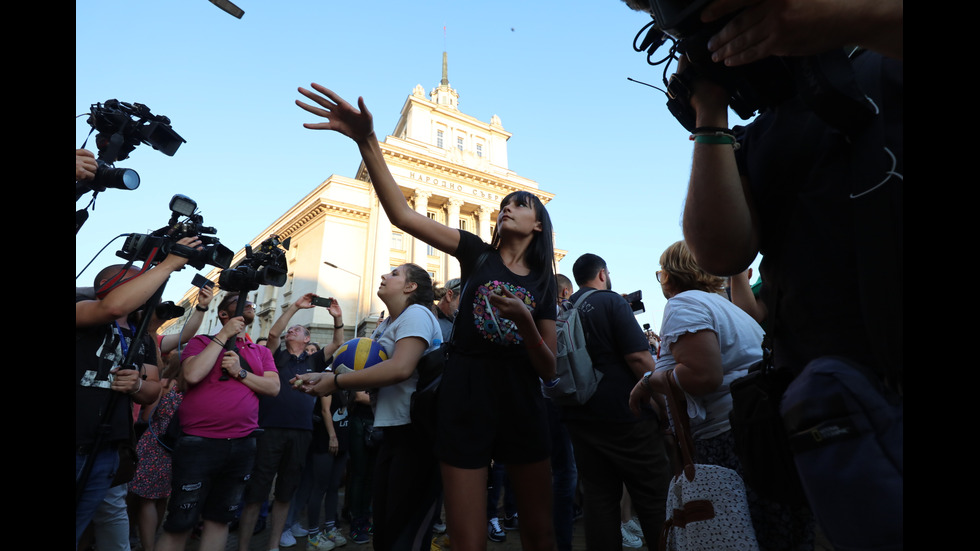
630, 240, 813, 549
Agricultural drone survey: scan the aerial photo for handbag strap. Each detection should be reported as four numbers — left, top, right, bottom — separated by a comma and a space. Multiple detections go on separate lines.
446, 250, 492, 345
664, 368, 698, 482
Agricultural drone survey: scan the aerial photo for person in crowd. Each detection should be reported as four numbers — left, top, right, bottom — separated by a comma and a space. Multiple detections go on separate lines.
627, 0, 903, 546
293, 263, 444, 551
548, 273, 578, 551
236, 293, 346, 551
287, 382, 351, 550
155, 293, 280, 551
630, 240, 814, 549
76, 243, 198, 550
435, 278, 461, 342
562, 253, 671, 550
129, 353, 185, 551
296, 84, 559, 551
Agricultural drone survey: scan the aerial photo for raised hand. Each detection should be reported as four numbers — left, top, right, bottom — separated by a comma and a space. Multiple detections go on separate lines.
296, 84, 375, 144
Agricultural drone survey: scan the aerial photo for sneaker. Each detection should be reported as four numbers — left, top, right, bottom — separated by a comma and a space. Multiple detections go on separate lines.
621, 522, 643, 549
290, 522, 309, 537
433, 518, 447, 534
280, 529, 297, 548
308, 531, 337, 550
487, 517, 506, 542
350, 519, 370, 545
503, 513, 519, 531
324, 527, 348, 547
623, 517, 643, 540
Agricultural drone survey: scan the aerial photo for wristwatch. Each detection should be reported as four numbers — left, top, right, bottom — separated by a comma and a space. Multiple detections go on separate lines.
238, 368, 248, 380
641, 371, 653, 390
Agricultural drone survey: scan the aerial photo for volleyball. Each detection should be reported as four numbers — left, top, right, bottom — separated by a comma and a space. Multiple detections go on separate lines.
332, 337, 387, 374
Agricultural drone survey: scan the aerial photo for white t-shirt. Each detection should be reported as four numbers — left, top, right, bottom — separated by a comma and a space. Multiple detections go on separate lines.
371, 304, 443, 427
655, 290, 764, 440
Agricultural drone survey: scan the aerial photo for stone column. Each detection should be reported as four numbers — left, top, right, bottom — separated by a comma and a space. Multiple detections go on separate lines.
446, 198, 464, 280
478, 204, 494, 242
413, 190, 431, 267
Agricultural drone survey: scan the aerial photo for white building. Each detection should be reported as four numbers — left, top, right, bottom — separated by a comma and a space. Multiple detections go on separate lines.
163, 54, 565, 344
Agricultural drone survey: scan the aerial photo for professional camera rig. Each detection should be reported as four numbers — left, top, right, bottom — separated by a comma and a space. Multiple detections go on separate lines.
115, 194, 233, 273
632, 0, 873, 134
77, 99, 186, 200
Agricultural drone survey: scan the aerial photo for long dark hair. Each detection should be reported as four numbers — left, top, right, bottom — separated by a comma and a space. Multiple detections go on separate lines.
400, 263, 437, 313
490, 190, 556, 290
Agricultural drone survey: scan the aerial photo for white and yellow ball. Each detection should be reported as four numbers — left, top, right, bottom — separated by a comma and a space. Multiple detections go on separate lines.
332, 337, 387, 373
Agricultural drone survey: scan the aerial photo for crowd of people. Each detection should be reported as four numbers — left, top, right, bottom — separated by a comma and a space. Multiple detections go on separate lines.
77, 1, 902, 550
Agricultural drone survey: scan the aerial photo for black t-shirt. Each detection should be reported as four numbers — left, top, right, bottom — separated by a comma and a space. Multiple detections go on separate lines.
261, 347, 330, 430
560, 288, 654, 423
452, 230, 557, 358
76, 319, 157, 448
735, 50, 903, 376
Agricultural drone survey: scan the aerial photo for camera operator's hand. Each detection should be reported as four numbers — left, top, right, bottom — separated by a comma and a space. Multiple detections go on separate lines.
217, 316, 246, 342
297, 84, 376, 146
676, 55, 730, 129
701, 0, 903, 67
109, 366, 142, 395
220, 350, 242, 374
76, 149, 98, 181
158, 236, 204, 270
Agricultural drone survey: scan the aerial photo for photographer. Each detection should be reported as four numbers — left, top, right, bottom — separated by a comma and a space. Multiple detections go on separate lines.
236, 292, 346, 551
156, 293, 279, 551
75, 238, 201, 550
642, 0, 903, 548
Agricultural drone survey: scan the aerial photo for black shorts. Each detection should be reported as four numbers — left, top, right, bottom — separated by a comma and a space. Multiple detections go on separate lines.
243, 428, 312, 503
164, 435, 256, 532
435, 352, 551, 468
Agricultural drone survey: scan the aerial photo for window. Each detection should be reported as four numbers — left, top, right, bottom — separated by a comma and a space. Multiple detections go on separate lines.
436, 130, 444, 149
459, 218, 468, 232
476, 143, 483, 158
427, 244, 436, 256
391, 232, 404, 250
457, 137, 464, 151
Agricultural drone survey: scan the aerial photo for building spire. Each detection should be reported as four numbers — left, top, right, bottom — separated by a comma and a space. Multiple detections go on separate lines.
441, 51, 449, 86
430, 50, 459, 109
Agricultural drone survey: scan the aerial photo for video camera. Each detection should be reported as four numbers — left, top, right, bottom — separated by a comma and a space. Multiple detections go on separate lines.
116, 194, 233, 271
632, 0, 794, 131
632, 1, 874, 134
76, 99, 186, 201
218, 234, 291, 293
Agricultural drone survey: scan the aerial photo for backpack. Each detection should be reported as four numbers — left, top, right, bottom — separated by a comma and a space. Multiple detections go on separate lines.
549, 289, 602, 406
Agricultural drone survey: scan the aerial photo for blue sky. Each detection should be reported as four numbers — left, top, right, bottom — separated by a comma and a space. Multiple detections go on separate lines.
76, 0, 760, 333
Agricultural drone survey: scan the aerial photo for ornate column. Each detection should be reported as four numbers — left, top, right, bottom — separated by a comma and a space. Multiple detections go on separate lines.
371, 189, 392, 325
413, 190, 431, 267
478, 204, 494, 242
446, 198, 464, 280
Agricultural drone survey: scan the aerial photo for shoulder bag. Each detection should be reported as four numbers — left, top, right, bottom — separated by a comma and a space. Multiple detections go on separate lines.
660, 369, 759, 551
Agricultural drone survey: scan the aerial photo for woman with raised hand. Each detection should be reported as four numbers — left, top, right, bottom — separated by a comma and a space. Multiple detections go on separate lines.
296, 84, 559, 551
293, 262, 443, 551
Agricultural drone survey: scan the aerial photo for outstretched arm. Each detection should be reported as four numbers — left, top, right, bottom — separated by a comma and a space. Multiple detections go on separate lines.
321, 299, 346, 359
76, 237, 202, 328
297, 84, 460, 254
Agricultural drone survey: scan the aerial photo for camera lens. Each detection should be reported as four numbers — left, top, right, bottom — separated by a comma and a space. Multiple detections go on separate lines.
94, 162, 140, 191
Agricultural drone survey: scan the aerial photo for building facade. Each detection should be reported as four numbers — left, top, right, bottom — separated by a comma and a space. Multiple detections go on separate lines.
162, 54, 565, 345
